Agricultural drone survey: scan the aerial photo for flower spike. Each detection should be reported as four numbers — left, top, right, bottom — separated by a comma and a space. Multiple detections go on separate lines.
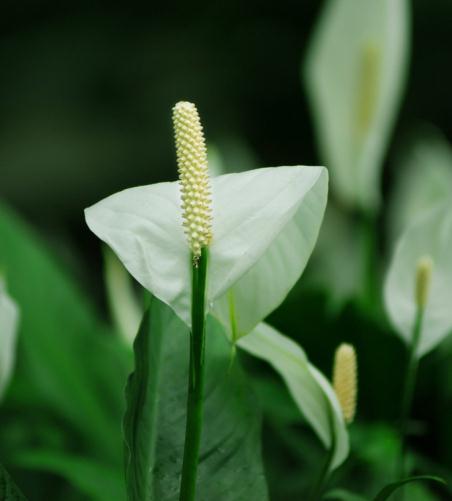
172, 101, 212, 262
333, 343, 357, 425
415, 255, 433, 310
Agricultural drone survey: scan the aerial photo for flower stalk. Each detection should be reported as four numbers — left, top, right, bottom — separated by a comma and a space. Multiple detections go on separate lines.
179, 247, 208, 501
173, 101, 212, 501
397, 256, 433, 484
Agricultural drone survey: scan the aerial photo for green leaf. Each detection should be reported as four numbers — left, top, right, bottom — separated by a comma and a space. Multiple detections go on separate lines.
0, 464, 27, 500
0, 280, 19, 400
85, 165, 328, 337
373, 475, 446, 501
0, 203, 129, 465
123, 296, 268, 501
384, 202, 452, 356
304, 0, 410, 211
13, 450, 123, 501
388, 128, 452, 244
324, 488, 367, 501
123, 307, 160, 500
237, 322, 349, 470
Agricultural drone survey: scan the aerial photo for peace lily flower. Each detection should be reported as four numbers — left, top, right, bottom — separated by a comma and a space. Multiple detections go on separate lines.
238, 322, 349, 470
384, 201, 452, 356
304, 0, 410, 212
85, 102, 329, 340
0, 278, 19, 400
90, 98, 351, 472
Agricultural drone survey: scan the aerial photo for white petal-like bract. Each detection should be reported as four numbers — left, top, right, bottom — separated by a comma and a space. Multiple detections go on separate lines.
304, 0, 410, 211
238, 322, 349, 470
0, 281, 19, 400
388, 130, 452, 244
85, 166, 328, 334
384, 203, 452, 356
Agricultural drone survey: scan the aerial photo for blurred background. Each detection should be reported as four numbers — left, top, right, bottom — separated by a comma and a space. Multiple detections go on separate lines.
1, 0, 452, 499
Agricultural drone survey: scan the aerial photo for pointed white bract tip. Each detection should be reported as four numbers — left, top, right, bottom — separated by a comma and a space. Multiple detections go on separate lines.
415, 255, 434, 310
333, 343, 357, 425
172, 101, 212, 260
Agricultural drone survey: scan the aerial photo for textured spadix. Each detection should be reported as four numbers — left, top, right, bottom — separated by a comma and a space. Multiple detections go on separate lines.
415, 256, 433, 310
332, 343, 357, 424
173, 101, 212, 259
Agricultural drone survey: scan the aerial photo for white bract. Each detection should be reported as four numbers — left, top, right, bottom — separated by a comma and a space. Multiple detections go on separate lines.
238, 322, 349, 470
85, 165, 328, 338
103, 247, 142, 344
305, 202, 364, 309
0, 280, 19, 400
304, 0, 410, 212
384, 202, 452, 357
388, 130, 452, 244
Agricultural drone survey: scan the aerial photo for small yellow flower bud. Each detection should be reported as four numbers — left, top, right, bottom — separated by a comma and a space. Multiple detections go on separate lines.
333, 343, 357, 425
172, 101, 212, 261
415, 255, 433, 310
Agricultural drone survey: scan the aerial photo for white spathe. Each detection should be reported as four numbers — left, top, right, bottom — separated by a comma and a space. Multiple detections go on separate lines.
304, 0, 410, 212
0, 280, 19, 400
238, 322, 349, 470
384, 202, 452, 357
85, 166, 328, 338
388, 130, 452, 244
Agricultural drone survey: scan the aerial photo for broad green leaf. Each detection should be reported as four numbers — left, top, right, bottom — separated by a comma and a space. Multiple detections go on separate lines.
388, 129, 452, 244
123, 307, 159, 500
304, 0, 410, 211
123, 296, 268, 501
0, 464, 27, 500
237, 322, 349, 470
85, 166, 328, 338
373, 475, 446, 501
384, 202, 452, 356
325, 488, 367, 501
0, 203, 129, 469
0, 281, 19, 400
13, 450, 123, 501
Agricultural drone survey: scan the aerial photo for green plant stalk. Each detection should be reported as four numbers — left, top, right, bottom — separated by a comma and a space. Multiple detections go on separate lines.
397, 308, 424, 483
359, 211, 379, 313
308, 404, 336, 501
179, 248, 209, 501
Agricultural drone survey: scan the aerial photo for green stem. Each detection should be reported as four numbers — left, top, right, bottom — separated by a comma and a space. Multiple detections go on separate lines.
179, 248, 208, 501
397, 308, 424, 485
308, 404, 336, 501
359, 211, 378, 313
